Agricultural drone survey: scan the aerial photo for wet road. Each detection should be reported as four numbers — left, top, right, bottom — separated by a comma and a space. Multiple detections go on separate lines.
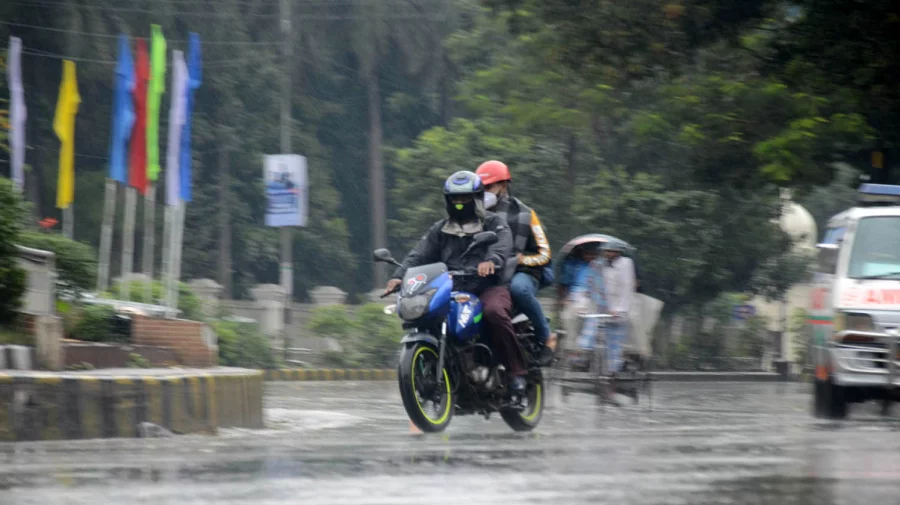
2, 381, 900, 504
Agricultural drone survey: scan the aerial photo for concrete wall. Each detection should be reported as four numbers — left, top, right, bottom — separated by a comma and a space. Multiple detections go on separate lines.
132, 316, 218, 367
0, 369, 264, 441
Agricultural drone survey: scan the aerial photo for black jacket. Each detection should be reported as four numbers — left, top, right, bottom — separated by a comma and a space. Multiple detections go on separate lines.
391, 213, 514, 292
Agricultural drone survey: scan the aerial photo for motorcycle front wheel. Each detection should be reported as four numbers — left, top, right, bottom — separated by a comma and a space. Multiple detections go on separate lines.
398, 343, 454, 433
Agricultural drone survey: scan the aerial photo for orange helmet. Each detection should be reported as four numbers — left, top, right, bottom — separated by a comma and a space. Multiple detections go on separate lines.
476, 160, 511, 185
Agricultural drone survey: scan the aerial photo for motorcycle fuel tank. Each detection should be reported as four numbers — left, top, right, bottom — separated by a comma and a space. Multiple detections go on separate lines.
448, 293, 484, 342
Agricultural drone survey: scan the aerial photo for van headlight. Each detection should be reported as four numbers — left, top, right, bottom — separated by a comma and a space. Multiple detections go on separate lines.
834, 312, 875, 333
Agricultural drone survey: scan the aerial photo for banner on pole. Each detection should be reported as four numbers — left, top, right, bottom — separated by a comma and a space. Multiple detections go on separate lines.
264, 154, 307, 227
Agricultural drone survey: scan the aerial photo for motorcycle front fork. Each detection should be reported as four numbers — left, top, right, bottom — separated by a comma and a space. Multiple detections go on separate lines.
436, 322, 447, 388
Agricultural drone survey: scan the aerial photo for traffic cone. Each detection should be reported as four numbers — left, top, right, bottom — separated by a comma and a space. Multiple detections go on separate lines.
409, 419, 422, 434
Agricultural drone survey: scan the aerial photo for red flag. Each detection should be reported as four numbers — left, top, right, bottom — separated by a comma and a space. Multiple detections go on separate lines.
129, 39, 149, 194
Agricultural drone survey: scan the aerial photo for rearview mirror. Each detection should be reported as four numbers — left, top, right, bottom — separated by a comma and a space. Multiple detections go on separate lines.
373, 248, 395, 264
472, 231, 498, 247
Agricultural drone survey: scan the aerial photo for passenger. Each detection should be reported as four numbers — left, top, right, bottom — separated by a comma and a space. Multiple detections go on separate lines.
558, 243, 603, 352
383, 171, 529, 392
476, 160, 556, 364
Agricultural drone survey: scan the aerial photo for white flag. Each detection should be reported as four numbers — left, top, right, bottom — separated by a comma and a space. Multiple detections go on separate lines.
8, 37, 27, 191
165, 50, 187, 207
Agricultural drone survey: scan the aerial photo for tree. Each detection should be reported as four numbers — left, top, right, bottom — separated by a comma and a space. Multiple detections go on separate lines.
0, 178, 26, 324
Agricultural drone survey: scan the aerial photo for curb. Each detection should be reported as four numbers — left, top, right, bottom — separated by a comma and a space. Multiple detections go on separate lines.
0, 369, 263, 442
264, 368, 397, 381
650, 371, 787, 382
263, 369, 797, 383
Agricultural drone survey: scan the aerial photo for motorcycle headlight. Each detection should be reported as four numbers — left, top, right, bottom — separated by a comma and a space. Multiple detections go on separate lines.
398, 289, 436, 321
834, 312, 875, 333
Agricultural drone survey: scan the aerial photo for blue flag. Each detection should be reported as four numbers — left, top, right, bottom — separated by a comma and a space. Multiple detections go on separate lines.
108, 34, 135, 183
180, 32, 202, 202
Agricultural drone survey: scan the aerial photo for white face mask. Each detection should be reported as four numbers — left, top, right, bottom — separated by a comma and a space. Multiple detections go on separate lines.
484, 191, 498, 209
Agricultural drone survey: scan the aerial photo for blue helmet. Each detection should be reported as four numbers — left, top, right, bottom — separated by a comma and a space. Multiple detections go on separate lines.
443, 171, 484, 197
443, 171, 484, 222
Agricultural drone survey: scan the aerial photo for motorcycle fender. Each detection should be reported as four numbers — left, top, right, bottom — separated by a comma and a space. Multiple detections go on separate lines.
400, 332, 440, 348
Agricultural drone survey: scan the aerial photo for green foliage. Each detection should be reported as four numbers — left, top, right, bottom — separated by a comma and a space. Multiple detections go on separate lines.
0, 178, 26, 325
65, 362, 96, 371
126, 353, 152, 369
737, 315, 770, 359
789, 308, 810, 367
751, 249, 814, 302
72, 304, 126, 343
105, 280, 202, 321
0, 326, 33, 346
309, 303, 402, 368
17, 231, 97, 295
213, 320, 278, 369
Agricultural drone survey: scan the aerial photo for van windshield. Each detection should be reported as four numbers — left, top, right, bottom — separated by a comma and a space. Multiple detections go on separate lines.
848, 216, 900, 279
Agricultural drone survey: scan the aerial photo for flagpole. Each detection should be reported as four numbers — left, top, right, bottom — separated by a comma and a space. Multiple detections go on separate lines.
168, 202, 186, 316
121, 186, 137, 300
161, 203, 173, 315
143, 185, 156, 303
97, 179, 118, 292
62, 207, 74, 239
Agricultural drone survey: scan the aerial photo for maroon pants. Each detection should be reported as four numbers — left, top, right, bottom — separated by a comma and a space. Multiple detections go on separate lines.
480, 285, 528, 377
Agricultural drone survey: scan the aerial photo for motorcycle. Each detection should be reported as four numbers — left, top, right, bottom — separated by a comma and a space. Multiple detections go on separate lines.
374, 231, 545, 433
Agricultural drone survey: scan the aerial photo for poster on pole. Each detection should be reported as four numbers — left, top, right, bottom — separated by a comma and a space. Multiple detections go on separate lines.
264, 154, 308, 227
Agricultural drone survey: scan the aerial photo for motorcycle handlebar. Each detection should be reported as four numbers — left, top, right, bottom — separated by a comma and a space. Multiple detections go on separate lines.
380, 286, 400, 298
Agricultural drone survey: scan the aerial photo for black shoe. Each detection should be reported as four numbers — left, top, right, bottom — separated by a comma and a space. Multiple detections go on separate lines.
537, 345, 555, 367
510, 376, 527, 393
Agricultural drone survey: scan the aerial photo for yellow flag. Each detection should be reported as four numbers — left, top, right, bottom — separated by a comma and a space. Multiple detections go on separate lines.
54, 60, 81, 209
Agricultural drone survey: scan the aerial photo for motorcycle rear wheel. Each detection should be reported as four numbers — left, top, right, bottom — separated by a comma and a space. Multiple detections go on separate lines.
500, 375, 544, 431
398, 343, 454, 433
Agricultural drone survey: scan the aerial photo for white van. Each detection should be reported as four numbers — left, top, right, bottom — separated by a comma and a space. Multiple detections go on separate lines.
810, 184, 900, 418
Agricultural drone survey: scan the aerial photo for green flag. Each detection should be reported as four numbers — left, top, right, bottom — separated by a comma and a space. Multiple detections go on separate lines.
146, 24, 166, 182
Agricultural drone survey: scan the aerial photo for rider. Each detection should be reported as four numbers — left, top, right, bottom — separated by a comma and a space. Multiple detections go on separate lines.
599, 239, 636, 375
384, 171, 529, 392
475, 160, 555, 364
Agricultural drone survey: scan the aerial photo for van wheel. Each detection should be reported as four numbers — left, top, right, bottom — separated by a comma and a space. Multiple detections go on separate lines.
814, 377, 848, 420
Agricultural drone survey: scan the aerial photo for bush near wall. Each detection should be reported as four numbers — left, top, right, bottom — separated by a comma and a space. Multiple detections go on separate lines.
0, 178, 26, 325
309, 303, 402, 368
213, 320, 278, 369
17, 231, 97, 295
71, 304, 130, 343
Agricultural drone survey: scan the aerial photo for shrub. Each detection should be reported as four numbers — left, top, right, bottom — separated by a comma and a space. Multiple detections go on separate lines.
789, 308, 810, 367
17, 231, 97, 295
72, 304, 130, 343
0, 178, 26, 325
309, 303, 402, 368
106, 279, 202, 320
0, 326, 33, 346
737, 315, 770, 359
213, 320, 278, 369
126, 353, 151, 368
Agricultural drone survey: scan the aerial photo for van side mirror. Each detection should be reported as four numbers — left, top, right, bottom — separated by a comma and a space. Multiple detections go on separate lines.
816, 243, 839, 274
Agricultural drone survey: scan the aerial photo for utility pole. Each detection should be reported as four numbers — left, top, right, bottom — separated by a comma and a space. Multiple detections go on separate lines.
280, 0, 293, 361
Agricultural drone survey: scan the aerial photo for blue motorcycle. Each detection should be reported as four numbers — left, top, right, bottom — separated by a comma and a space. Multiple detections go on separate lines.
374, 231, 545, 433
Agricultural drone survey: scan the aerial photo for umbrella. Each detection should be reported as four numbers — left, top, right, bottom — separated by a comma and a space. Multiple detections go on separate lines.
558, 233, 635, 260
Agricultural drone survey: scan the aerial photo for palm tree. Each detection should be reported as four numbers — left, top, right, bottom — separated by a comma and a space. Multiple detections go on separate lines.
349, 0, 445, 288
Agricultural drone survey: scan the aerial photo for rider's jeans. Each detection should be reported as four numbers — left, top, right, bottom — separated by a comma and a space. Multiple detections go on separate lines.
509, 272, 550, 344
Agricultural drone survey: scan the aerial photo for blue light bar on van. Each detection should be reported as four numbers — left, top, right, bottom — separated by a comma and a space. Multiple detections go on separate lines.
858, 183, 900, 206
